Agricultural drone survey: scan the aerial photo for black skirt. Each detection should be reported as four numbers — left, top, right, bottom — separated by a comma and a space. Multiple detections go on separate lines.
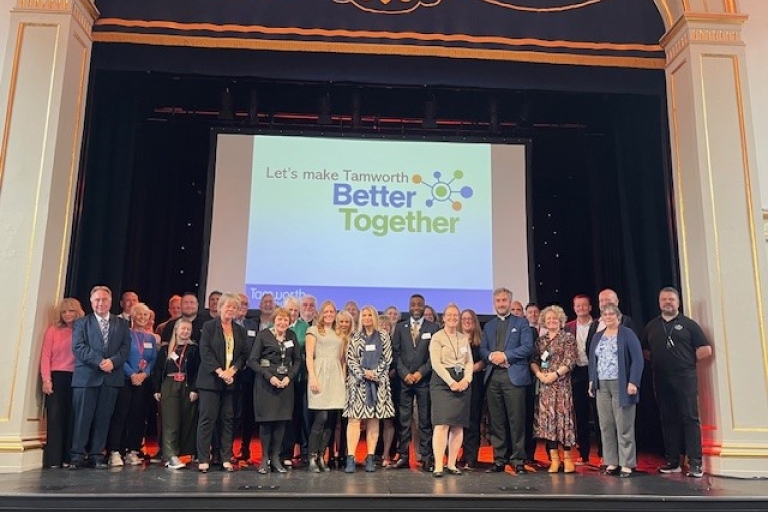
430, 368, 471, 428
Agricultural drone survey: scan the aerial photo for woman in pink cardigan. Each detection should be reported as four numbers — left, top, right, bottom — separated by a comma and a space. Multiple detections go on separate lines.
40, 297, 84, 468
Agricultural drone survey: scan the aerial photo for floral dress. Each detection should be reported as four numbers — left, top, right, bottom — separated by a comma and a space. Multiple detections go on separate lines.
531, 330, 577, 446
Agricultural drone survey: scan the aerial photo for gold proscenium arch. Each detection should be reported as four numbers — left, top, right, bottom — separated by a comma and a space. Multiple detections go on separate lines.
653, 0, 741, 30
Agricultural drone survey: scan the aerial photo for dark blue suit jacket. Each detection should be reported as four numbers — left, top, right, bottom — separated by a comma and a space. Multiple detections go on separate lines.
392, 318, 440, 385
480, 314, 533, 387
71, 314, 131, 388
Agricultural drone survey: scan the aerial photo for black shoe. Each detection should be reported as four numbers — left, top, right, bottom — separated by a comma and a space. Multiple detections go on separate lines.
445, 467, 463, 475
658, 462, 682, 474
68, 461, 82, 470
93, 461, 108, 469
392, 458, 410, 469
421, 456, 434, 472
432, 470, 444, 478
257, 461, 269, 474
514, 464, 527, 474
462, 462, 476, 472
686, 465, 704, 478
603, 466, 620, 476
619, 469, 633, 478
486, 463, 506, 473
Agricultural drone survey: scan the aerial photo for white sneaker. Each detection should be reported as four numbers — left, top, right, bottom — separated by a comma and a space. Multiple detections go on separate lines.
125, 451, 142, 466
166, 456, 185, 469
108, 451, 124, 467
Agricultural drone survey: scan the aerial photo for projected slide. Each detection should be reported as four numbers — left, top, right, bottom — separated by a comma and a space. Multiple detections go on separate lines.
206, 134, 529, 315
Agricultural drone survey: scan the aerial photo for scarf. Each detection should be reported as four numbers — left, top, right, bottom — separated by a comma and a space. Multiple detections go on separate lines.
361, 329, 382, 408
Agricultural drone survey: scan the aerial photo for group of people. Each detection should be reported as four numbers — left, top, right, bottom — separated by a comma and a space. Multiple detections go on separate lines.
39, 284, 711, 479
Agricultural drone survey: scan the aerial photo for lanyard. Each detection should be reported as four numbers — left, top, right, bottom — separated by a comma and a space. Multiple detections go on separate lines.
173, 342, 188, 372
132, 330, 146, 358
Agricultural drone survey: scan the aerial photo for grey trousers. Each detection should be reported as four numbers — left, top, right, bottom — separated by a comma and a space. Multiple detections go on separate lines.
596, 379, 637, 468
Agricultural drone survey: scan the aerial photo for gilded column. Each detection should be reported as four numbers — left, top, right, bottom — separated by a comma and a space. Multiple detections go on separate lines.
661, 10, 768, 477
0, 0, 97, 472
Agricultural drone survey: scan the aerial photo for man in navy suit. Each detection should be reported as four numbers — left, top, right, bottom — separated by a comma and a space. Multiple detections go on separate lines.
391, 293, 439, 471
480, 287, 533, 474
69, 286, 131, 468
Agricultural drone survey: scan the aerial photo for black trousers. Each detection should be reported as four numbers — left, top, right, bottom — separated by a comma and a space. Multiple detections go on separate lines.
461, 373, 485, 465
486, 369, 526, 465
43, 371, 73, 467
397, 380, 432, 460
107, 378, 152, 453
281, 382, 310, 461
571, 365, 592, 461
236, 373, 255, 458
71, 384, 120, 463
308, 409, 339, 454
197, 389, 235, 464
656, 374, 703, 466
524, 381, 537, 460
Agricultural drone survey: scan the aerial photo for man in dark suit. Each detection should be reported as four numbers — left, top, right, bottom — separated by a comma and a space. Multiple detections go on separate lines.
564, 294, 594, 464
69, 286, 131, 469
480, 287, 533, 474
234, 292, 260, 463
391, 293, 439, 471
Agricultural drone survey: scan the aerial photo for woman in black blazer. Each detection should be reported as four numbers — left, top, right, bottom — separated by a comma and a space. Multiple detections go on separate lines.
195, 292, 248, 473
249, 307, 301, 473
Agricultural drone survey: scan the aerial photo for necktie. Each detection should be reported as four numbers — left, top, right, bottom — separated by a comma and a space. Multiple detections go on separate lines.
411, 322, 419, 347
100, 317, 109, 347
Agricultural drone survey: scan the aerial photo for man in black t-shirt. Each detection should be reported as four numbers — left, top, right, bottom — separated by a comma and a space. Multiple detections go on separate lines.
642, 286, 712, 478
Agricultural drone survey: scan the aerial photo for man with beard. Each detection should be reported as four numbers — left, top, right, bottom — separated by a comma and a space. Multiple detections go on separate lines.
390, 294, 439, 471
161, 293, 206, 343
258, 293, 276, 331
481, 287, 533, 474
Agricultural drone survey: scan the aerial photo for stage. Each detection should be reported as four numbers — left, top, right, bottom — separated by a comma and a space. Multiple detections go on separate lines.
2, 459, 768, 512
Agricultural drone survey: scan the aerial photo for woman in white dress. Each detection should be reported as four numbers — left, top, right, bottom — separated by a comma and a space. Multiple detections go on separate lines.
305, 300, 347, 472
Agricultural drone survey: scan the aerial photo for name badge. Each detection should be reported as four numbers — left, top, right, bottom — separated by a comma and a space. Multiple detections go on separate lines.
284, 341, 295, 348
169, 352, 179, 361
460, 346, 468, 355
143, 342, 154, 349
421, 333, 432, 340
260, 359, 271, 367
541, 350, 550, 362
247, 330, 256, 337
365, 344, 376, 352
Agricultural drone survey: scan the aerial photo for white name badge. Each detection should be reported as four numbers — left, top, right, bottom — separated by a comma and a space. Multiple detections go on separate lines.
542, 350, 550, 362
143, 342, 154, 349
365, 344, 376, 352
460, 346, 468, 355
284, 341, 295, 348
247, 330, 256, 337
421, 333, 432, 340
169, 352, 179, 361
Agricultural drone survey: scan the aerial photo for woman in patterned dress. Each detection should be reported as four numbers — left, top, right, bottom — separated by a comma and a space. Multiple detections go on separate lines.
530, 305, 578, 473
343, 305, 394, 473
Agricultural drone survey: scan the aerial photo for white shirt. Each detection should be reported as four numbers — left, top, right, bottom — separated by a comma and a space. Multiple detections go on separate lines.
575, 319, 592, 366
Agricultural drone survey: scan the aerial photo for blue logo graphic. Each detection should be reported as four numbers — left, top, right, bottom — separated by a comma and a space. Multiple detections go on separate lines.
413, 170, 474, 211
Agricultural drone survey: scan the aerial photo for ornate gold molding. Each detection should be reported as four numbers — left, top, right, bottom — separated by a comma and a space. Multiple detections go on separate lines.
660, 13, 747, 63
763, 210, 768, 241
15, 0, 69, 10
14, 0, 98, 33
0, 435, 44, 452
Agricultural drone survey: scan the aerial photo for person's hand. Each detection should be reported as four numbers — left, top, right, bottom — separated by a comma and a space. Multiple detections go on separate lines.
449, 381, 461, 392
309, 376, 320, 394
280, 377, 290, 387
42, 381, 53, 395
189, 391, 198, 402
412, 371, 423, 383
627, 382, 638, 395
588, 382, 595, 398
404, 373, 415, 385
99, 359, 114, 373
153, 392, 161, 402
270, 376, 281, 387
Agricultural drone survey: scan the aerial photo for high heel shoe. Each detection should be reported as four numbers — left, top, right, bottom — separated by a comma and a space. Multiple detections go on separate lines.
365, 454, 376, 472
270, 458, 288, 473
317, 455, 330, 472
257, 460, 269, 474
308, 454, 321, 473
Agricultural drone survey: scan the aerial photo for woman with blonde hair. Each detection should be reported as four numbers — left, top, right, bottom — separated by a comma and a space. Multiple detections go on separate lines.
305, 300, 346, 472
343, 306, 394, 472
429, 304, 473, 476
153, 318, 200, 469
40, 297, 84, 468
106, 302, 159, 467
530, 305, 578, 473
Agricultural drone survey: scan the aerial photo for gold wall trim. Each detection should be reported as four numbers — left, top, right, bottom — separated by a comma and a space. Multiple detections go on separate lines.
0, 23, 26, 195
15, 0, 69, 10
0, 436, 44, 452
93, 18, 664, 54
762, 210, 768, 241
91, 32, 666, 70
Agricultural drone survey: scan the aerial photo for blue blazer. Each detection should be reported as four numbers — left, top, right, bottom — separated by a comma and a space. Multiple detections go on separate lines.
71, 314, 131, 388
588, 325, 644, 407
480, 315, 533, 387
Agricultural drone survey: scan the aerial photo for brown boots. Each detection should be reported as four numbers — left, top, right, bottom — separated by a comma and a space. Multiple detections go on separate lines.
548, 448, 575, 473
548, 449, 560, 473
